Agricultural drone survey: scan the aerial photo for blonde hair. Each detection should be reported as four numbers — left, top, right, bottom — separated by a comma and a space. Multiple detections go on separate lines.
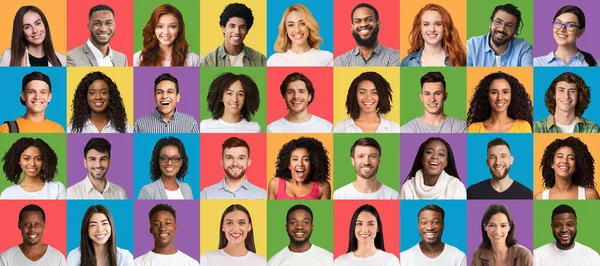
274, 4, 322, 53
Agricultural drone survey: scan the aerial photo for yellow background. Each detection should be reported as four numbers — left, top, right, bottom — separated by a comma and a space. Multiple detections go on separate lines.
466, 67, 534, 113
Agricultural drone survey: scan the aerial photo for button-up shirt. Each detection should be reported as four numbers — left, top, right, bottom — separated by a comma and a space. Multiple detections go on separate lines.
200, 43, 266, 66
200, 177, 266, 199
534, 51, 597, 66
334, 42, 400, 66
67, 176, 128, 199
134, 109, 199, 133
400, 47, 451, 66
86, 39, 114, 67
533, 115, 600, 133
467, 32, 533, 66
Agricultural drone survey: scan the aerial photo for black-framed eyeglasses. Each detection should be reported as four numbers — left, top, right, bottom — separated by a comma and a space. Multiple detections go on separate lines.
553, 21, 582, 32
159, 156, 182, 163
492, 19, 516, 31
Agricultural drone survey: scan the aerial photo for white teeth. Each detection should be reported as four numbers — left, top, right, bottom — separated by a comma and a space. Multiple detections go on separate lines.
294, 232, 305, 236
231, 233, 242, 237
429, 162, 439, 166
363, 102, 374, 106
428, 103, 437, 107
359, 29, 369, 34
29, 234, 38, 238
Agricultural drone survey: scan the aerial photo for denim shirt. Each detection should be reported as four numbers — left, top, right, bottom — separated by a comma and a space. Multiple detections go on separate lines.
533, 51, 597, 66
467, 32, 533, 66
400, 48, 451, 66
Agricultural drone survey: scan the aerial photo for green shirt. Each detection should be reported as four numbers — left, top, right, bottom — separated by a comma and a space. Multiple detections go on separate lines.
200, 43, 266, 66
533, 115, 600, 133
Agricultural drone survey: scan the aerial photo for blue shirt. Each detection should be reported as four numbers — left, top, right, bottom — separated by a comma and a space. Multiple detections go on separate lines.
200, 177, 266, 199
467, 32, 533, 66
534, 51, 597, 66
400, 48, 451, 66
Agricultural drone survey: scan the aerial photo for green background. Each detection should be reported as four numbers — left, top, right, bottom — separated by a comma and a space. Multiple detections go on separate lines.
333, 134, 400, 191
266, 200, 334, 259
0, 134, 67, 192
466, 0, 534, 45
133, 0, 201, 54
399, 67, 467, 124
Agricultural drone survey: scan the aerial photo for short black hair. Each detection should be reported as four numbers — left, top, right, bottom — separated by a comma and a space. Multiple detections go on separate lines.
350, 137, 381, 157
487, 138, 511, 153
89, 4, 115, 19
418, 204, 445, 222
552, 204, 576, 219
154, 73, 179, 94
286, 204, 313, 223
420, 71, 446, 92
21, 71, 52, 106
490, 4, 523, 35
351, 3, 379, 22
19, 204, 46, 226
148, 203, 176, 221
84, 137, 112, 159
219, 3, 254, 30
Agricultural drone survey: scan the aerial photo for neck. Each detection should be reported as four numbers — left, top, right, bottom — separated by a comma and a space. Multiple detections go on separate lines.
553, 111, 576, 125
225, 176, 246, 191
223, 42, 243, 56
223, 242, 248, 256
159, 109, 175, 122
27, 44, 45, 57
422, 43, 445, 55
290, 44, 311, 54
221, 112, 243, 123
21, 175, 44, 185
419, 112, 447, 126
93, 243, 108, 259
159, 45, 172, 61
419, 241, 444, 258
152, 244, 177, 255
352, 177, 381, 193
285, 111, 311, 123
357, 112, 380, 121
19, 242, 46, 255
489, 176, 513, 192
488, 35, 509, 56
90, 112, 108, 123
354, 243, 377, 257
422, 171, 441, 186
289, 241, 312, 253
552, 176, 574, 192
161, 176, 179, 190
555, 44, 579, 64
88, 176, 107, 193
492, 244, 509, 258
23, 111, 46, 122
91, 39, 110, 57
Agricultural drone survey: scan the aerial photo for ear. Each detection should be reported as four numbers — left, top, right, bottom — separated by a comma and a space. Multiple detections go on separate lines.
176, 93, 180, 103
419, 92, 424, 103
248, 223, 252, 232
443, 92, 448, 101
220, 157, 224, 167
351, 156, 356, 167
248, 158, 252, 167
48, 93, 52, 103
84, 158, 87, 169
20, 92, 25, 103
578, 28, 585, 38
509, 156, 514, 165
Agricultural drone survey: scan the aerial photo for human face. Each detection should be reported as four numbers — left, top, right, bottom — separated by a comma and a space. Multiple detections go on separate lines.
222, 80, 245, 116
420, 82, 446, 115
222, 210, 251, 245
351, 7, 379, 47
485, 213, 510, 245
84, 149, 110, 181
354, 211, 378, 244
20, 146, 42, 179
554, 81, 578, 115
155, 14, 179, 48
551, 212, 577, 250
285, 80, 311, 114
159, 145, 182, 179
418, 210, 444, 245
87, 79, 110, 115
221, 147, 251, 180
286, 11, 309, 48
289, 148, 311, 183
154, 80, 180, 117
221, 17, 248, 48
553, 13, 583, 47
421, 140, 448, 178
22, 11, 46, 46
286, 209, 313, 245
19, 211, 45, 246
488, 79, 511, 114
88, 10, 115, 46
351, 145, 380, 180
88, 213, 112, 246
21, 80, 52, 115
552, 146, 576, 179
486, 145, 513, 180
357, 80, 379, 114
420, 10, 443, 46
489, 10, 517, 47
150, 210, 177, 248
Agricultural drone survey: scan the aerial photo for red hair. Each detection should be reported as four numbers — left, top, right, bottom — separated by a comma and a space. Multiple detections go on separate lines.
140, 4, 189, 66
407, 4, 466, 66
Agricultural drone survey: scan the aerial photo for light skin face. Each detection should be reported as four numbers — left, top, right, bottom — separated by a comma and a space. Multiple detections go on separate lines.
159, 145, 182, 179
222, 210, 251, 245
486, 145, 513, 180
289, 148, 311, 183
485, 213, 510, 246
553, 13, 583, 47
552, 212, 577, 250
155, 14, 179, 48
418, 210, 444, 245
20, 211, 45, 246
154, 80, 180, 117
20, 146, 43, 179
285, 80, 311, 114
221, 17, 248, 48
488, 79, 511, 114
22, 11, 46, 46
554, 81, 578, 115
221, 146, 251, 180
351, 7, 379, 46
421, 10, 443, 46
421, 140, 448, 178
552, 146, 576, 179
357, 80, 379, 115
286, 11, 309, 48
150, 210, 177, 248
351, 145, 380, 179
355, 211, 378, 244
222, 80, 245, 117
84, 149, 110, 181
21, 80, 52, 115
88, 10, 115, 46
489, 10, 518, 47
88, 213, 112, 246
420, 82, 446, 115
286, 209, 313, 245
87, 79, 110, 115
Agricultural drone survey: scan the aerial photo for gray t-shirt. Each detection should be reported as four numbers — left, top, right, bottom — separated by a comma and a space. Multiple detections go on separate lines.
400, 116, 467, 133
0, 245, 66, 266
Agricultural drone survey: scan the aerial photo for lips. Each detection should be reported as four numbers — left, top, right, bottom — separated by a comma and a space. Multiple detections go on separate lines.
160, 36, 173, 42
494, 31, 507, 39
230, 232, 242, 239
158, 232, 169, 239
295, 169, 306, 178
294, 232, 306, 237
423, 232, 438, 240
92, 101, 105, 107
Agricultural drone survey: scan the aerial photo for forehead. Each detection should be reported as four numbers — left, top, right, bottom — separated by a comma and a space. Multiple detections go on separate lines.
425, 140, 446, 150
288, 209, 312, 220
223, 146, 249, 156
421, 82, 444, 92
421, 10, 441, 21
91, 10, 114, 20
488, 212, 508, 223
151, 210, 175, 221
226, 17, 247, 25
225, 80, 244, 92
492, 10, 517, 24
158, 14, 178, 24
490, 79, 510, 90
21, 211, 44, 222
552, 212, 577, 222
86, 148, 109, 158
353, 145, 379, 154
419, 209, 442, 219
89, 79, 109, 89
22, 146, 42, 156
25, 80, 50, 91
160, 145, 180, 155
555, 12, 579, 23
291, 147, 309, 156
286, 10, 304, 22
23, 11, 42, 23
555, 146, 575, 156
287, 80, 307, 90
89, 212, 108, 221
488, 144, 510, 155
156, 80, 177, 90
353, 7, 375, 20
225, 210, 248, 220
357, 80, 376, 90
555, 81, 577, 91
357, 211, 376, 220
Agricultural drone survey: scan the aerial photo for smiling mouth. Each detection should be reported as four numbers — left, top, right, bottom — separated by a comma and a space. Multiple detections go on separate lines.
292, 34, 304, 40
158, 233, 168, 239
160, 101, 171, 106
494, 31, 507, 39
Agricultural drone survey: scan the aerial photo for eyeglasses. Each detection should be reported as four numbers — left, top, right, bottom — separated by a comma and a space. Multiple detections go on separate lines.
492, 19, 516, 31
553, 21, 582, 32
159, 156, 182, 163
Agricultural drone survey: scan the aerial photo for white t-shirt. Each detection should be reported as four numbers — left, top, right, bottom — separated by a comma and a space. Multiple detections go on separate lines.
267, 116, 333, 133
67, 246, 134, 266
165, 188, 185, 200
534, 241, 600, 266
555, 120, 577, 133
332, 116, 400, 133
333, 250, 399, 266
400, 243, 466, 266
267, 244, 333, 266
200, 249, 266, 266
267, 49, 333, 66
333, 183, 399, 200
200, 118, 261, 133
0, 181, 66, 199
228, 51, 245, 66
134, 250, 199, 266
0, 245, 66, 266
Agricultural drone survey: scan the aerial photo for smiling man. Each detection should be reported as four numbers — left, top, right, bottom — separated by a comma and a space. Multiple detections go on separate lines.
134, 73, 199, 133
67, 5, 127, 66
400, 205, 466, 266
534, 204, 600, 266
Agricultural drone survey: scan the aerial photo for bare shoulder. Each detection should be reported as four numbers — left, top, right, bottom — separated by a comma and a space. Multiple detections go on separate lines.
585, 187, 600, 199
534, 191, 543, 200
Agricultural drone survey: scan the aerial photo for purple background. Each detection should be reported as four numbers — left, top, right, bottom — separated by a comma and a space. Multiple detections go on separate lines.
66, 133, 134, 199
400, 134, 467, 185
134, 200, 200, 261
466, 200, 533, 265
533, 0, 600, 57
133, 67, 201, 122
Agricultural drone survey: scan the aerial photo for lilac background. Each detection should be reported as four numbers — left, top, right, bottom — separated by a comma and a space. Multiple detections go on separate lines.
134, 200, 200, 261
133, 67, 201, 122
466, 200, 533, 265
533, 0, 600, 57
66, 134, 134, 199
400, 134, 467, 185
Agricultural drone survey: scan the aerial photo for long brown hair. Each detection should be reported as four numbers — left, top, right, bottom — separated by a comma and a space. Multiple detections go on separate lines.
80, 205, 118, 266
218, 204, 256, 253
10, 6, 61, 66
139, 4, 189, 66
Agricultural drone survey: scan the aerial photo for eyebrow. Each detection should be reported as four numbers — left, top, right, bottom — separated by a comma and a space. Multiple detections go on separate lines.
23, 19, 42, 27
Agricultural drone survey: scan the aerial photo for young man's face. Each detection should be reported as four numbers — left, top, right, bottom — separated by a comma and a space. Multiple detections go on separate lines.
351, 7, 379, 47
418, 210, 444, 245
554, 81, 578, 115
84, 149, 111, 181
489, 10, 518, 47
154, 80, 180, 117
221, 17, 248, 48
420, 82, 446, 115
286, 209, 314, 245
284, 80, 311, 114
21, 80, 52, 115
221, 146, 251, 180
552, 212, 577, 250
351, 145, 380, 180
150, 210, 178, 248
19, 211, 45, 246
88, 10, 115, 46
486, 145, 513, 180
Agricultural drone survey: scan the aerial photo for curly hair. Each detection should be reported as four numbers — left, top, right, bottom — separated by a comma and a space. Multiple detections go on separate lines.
2, 137, 58, 184
148, 203, 176, 220
140, 4, 189, 66
467, 72, 533, 128
407, 4, 466, 66
544, 72, 590, 117
275, 137, 330, 184
206, 72, 260, 121
346, 72, 393, 120
405, 137, 460, 181
219, 3, 254, 30
540, 136, 595, 189
70, 71, 129, 133
274, 4, 323, 53
149, 136, 189, 181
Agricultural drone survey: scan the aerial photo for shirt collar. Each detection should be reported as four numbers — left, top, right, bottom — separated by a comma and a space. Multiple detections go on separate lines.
484, 32, 514, 56
408, 47, 449, 64
217, 177, 249, 192
83, 175, 112, 194
541, 51, 585, 64
218, 43, 250, 59
352, 42, 382, 56
349, 114, 393, 131
86, 39, 113, 60
152, 108, 179, 120
546, 115, 585, 129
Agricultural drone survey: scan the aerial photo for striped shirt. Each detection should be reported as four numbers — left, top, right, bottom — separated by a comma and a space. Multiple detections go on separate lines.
134, 109, 199, 133
334, 42, 400, 66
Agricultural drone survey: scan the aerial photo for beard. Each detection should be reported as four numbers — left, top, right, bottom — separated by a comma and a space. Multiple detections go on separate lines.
90, 30, 110, 46
489, 165, 510, 180
355, 165, 379, 179
225, 167, 247, 180
287, 230, 312, 246
553, 231, 576, 249
489, 29, 512, 47
352, 25, 379, 47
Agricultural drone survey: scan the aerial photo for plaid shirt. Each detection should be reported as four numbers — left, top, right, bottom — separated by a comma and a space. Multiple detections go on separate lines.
533, 115, 600, 133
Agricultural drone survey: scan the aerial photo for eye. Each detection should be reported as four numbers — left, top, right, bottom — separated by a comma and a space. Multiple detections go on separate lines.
156, 25, 163, 29
169, 25, 177, 29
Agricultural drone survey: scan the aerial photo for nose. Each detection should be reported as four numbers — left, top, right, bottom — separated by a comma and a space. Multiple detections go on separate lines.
295, 222, 304, 230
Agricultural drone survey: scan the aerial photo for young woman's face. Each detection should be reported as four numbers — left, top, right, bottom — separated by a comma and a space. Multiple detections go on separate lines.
22, 11, 46, 46
488, 79, 511, 114
155, 13, 179, 47
19, 146, 42, 179
552, 146, 576, 179
354, 211, 378, 245
87, 79, 110, 114
420, 10, 443, 46
88, 213, 112, 246
356, 80, 379, 115
222, 210, 251, 245
485, 213, 510, 246
420, 140, 448, 178
553, 12, 583, 47
288, 148, 311, 183
159, 145, 182, 179
286, 11, 309, 48
221, 80, 245, 117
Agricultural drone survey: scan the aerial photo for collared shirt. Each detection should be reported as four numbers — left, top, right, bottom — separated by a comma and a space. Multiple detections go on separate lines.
534, 51, 597, 66
67, 119, 133, 133
86, 39, 114, 66
332, 114, 401, 133
334, 42, 400, 66
67, 175, 127, 199
200, 43, 266, 66
200, 177, 266, 199
533, 115, 600, 133
467, 32, 533, 66
400, 47, 452, 66
134, 109, 199, 133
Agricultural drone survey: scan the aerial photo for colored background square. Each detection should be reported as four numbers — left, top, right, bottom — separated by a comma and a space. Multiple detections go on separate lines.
466, 0, 534, 45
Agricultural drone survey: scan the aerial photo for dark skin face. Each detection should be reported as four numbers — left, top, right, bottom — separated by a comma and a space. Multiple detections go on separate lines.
286, 209, 314, 246
19, 211, 45, 246
150, 210, 178, 250
552, 213, 577, 250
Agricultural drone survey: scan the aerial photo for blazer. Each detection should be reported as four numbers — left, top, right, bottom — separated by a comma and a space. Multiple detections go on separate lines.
470, 244, 533, 266
67, 43, 128, 66
137, 177, 194, 200
0, 48, 66, 66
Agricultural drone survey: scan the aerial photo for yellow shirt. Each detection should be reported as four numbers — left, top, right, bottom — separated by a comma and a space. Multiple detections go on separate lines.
0, 117, 65, 133
467, 119, 532, 133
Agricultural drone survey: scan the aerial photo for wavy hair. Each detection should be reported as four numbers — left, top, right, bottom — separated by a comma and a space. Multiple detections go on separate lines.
218, 204, 256, 253
2, 137, 58, 184
405, 137, 460, 181
149, 137, 189, 181
206, 72, 260, 121
540, 137, 595, 189
10, 6, 61, 66
274, 4, 323, 53
544, 72, 590, 116
139, 4, 189, 66
80, 205, 117, 266
275, 137, 330, 184
346, 72, 393, 120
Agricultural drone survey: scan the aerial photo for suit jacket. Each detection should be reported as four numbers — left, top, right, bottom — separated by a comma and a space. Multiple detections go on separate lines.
137, 177, 194, 200
1, 48, 66, 66
67, 43, 128, 66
